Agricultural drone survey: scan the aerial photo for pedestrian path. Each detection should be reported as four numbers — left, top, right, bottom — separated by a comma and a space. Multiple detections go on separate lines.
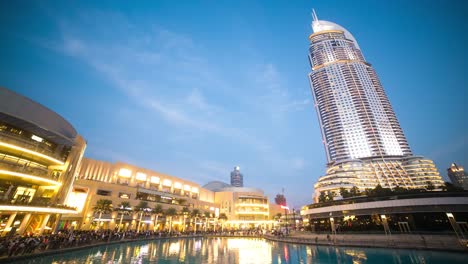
264, 232, 467, 252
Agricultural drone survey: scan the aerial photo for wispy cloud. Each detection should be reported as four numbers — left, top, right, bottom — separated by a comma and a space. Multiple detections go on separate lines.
39, 8, 312, 189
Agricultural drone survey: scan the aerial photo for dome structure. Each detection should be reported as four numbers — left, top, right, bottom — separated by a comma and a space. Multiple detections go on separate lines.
203, 181, 232, 192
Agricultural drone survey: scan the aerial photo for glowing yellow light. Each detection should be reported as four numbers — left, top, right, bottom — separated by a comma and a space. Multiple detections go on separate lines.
0, 141, 64, 165
0, 169, 61, 186
150, 176, 160, 184
162, 179, 172, 186
184, 184, 191, 191
65, 190, 88, 212
236, 203, 268, 208
136, 172, 147, 181
119, 168, 132, 177
31, 135, 43, 142
236, 211, 269, 215
174, 182, 182, 189
0, 205, 76, 214
191, 187, 199, 193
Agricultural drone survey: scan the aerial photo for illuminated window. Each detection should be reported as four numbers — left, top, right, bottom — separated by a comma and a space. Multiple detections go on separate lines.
65, 188, 88, 212
136, 172, 147, 181
119, 192, 130, 199
191, 187, 199, 193
150, 176, 160, 184
119, 168, 132, 178
184, 185, 191, 191
97, 189, 111, 196
174, 182, 182, 189
162, 179, 172, 187
31, 135, 43, 142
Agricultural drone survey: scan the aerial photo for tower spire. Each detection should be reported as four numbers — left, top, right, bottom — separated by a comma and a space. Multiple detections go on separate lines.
312, 9, 318, 22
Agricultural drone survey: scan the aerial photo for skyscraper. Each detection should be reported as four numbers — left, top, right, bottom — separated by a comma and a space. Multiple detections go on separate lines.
230, 166, 243, 187
307, 12, 444, 201
447, 163, 468, 190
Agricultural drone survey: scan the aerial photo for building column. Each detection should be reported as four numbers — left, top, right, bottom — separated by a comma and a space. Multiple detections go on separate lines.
17, 213, 32, 235
52, 214, 62, 234
447, 213, 465, 240
329, 217, 336, 234
381, 215, 391, 235
2, 212, 17, 235
38, 214, 51, 235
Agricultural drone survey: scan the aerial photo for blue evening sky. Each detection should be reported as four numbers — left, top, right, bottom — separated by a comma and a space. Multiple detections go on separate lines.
0, 0, 466, 209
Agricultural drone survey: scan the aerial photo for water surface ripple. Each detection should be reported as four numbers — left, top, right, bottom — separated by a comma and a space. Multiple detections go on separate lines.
9, 237, 467, 264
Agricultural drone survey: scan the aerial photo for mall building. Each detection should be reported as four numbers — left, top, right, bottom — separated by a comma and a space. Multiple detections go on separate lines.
62, 158, 281, 231
0, 88, 281, 234
63, 157, 218, 231
0, 88, 86, 235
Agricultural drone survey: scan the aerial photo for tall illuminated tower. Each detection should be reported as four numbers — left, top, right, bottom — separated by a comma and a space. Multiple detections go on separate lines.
307, 11, 444, 201
230, 166, 243, 187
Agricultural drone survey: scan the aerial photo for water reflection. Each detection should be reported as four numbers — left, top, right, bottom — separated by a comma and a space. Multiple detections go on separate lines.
13, 237, 467, 264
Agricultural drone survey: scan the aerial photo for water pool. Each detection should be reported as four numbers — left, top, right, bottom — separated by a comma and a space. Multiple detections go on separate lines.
9, 237, 467, 264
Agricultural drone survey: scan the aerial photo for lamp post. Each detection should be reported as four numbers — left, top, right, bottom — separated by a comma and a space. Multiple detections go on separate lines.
281, 205, 289, 235
292, 209, 296, 230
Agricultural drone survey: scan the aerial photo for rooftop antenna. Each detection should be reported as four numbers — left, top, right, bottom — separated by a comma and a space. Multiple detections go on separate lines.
312, 8, 319, 22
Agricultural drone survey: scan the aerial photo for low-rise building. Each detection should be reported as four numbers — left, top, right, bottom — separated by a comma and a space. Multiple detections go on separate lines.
203, 181, 277, 229
63, 158, 218, 231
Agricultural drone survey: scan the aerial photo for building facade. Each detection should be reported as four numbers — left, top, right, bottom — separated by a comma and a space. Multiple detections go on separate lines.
448, 163, 468, 190
230, 166, 243, 187
203, 181, 276, 229
63, 159, 280, 231
0, 87, 86, 235
307, 14, 444, 201
63, 158, 219, 231
301, 192, 468, 236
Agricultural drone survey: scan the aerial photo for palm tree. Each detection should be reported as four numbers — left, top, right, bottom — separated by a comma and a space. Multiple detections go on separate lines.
203, 211, 211, 232
152, 204, 164, 232
274, 213, 282, 228
93, 199, 113, 230
134, 201, 150, 232
191, 209, 201, 232
115, 201, 132, 232
181, 207, 191, 232
165, 207, 178, 233
218, 213, 228, 232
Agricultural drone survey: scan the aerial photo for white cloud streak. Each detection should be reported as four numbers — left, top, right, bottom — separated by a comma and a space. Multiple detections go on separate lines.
42, 8, 311, 184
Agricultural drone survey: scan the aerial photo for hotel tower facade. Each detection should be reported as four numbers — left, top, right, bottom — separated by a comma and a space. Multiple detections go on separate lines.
307, 13, 444, 201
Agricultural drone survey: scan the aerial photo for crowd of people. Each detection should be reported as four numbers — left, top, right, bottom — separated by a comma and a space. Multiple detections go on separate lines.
1, 229, 181, 257
0, 228, 270, 257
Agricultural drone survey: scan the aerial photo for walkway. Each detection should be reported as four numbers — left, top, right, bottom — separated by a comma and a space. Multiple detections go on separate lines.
264, 232, 468, 252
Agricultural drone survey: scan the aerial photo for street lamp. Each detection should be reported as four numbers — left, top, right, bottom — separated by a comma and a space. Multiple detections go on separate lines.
281, 205, 289, 234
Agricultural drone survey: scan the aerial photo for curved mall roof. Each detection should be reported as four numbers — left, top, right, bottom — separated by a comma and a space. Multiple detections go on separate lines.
0, 87, 78, 145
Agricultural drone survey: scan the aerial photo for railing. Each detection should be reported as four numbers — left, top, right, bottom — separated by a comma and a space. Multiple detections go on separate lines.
264, 232, 467, 251
0, 199, 76, 210
0, 160, 51, 179
0, 132, 66, 162
306, 192, 468, 210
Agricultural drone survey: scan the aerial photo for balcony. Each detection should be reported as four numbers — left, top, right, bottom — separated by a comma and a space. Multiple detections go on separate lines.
0, 200, 77, 214
0, 162, 60, 186
0, 132, 65, 165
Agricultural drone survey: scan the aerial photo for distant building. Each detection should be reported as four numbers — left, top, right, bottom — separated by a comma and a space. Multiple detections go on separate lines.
230, 166, 243, 187
203, 181, 276, 228
448, 163, 468, 190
